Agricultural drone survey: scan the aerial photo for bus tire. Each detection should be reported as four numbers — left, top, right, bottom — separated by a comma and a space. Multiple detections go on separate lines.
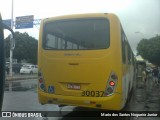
122, 85, 133, 110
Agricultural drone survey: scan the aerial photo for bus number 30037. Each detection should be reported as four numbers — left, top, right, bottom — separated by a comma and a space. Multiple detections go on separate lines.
81, 91, 104, 97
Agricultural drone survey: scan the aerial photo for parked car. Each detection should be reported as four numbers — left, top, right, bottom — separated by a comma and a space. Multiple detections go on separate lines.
20, 65, 38, 74
13, 63, 22, 73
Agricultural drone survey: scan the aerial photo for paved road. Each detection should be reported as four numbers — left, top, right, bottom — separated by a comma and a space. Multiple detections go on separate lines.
1, 76, 160, 120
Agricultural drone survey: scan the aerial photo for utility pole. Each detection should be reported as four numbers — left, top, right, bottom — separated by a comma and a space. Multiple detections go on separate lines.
9, 0, 14, 76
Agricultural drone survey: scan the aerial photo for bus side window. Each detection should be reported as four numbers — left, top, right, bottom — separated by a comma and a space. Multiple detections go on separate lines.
46, 34, 57, 49
121, 30, 126, 64
127, 43, 131, 64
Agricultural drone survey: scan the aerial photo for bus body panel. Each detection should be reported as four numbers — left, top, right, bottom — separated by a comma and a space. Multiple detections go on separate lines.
41, 51, 112, 96
38, 13, 135, 110
38, 90, 122, 110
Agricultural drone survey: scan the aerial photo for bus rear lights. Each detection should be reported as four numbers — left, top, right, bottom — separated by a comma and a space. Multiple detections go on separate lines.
39, 78, 43, 83
106, 87, 113, 94
109, 81, 115, 86
39, 82, 46, 92
104, 87, 114, 96
38, 70, 46, 92
40, 84, 45, 89
104, 71, 118, 96
111, 74, 118, 80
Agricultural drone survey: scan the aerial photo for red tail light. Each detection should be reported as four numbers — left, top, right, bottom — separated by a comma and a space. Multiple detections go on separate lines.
38, 70, 46, 92
109, 81, 115, 86
104, 71, 118, 96
39, 78, 43, 83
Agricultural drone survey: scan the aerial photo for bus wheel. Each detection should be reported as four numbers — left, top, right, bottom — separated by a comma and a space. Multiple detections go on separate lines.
122, 86, 133, 110
128, 87, 133, 103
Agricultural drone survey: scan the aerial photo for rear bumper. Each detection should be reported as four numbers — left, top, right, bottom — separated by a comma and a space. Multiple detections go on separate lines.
38, 90, 123, 110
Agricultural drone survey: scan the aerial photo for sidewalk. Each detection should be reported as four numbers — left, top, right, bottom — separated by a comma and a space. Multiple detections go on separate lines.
6, 74, 37, 81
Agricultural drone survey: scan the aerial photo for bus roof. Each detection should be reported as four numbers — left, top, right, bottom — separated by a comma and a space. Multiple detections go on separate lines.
42, 13, 118, 23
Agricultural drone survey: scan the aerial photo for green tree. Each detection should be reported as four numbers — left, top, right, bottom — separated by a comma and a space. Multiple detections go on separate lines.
137, 35, 160, 66
5, 32, 38, 64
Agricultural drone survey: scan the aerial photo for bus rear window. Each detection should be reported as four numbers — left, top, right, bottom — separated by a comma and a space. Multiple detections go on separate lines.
43, 18, 110, 50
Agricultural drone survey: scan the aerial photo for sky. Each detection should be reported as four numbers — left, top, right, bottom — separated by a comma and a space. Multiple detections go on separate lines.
0, 0, 160, 53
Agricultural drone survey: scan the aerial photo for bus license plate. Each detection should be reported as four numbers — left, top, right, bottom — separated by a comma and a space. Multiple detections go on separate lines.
67, 83, 81, 90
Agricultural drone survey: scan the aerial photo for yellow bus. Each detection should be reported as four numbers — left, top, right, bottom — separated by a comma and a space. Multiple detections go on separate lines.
38, 13, 135, 110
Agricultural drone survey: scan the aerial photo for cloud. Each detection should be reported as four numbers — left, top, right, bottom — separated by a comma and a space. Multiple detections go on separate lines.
0, 0, 160, 52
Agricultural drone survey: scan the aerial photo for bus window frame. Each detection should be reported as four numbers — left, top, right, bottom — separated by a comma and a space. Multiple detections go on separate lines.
42, 18, 110, 51
121, 27, 126, 64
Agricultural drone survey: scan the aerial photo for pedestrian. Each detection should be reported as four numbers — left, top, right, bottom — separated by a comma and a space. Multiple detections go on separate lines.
145, 67, 150, 80
142, 68, 146, 83
158, 69, 160, 84
152, 67, 159, 85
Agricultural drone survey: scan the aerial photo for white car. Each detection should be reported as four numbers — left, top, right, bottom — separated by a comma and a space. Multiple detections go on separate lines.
20, 65, 38, 74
